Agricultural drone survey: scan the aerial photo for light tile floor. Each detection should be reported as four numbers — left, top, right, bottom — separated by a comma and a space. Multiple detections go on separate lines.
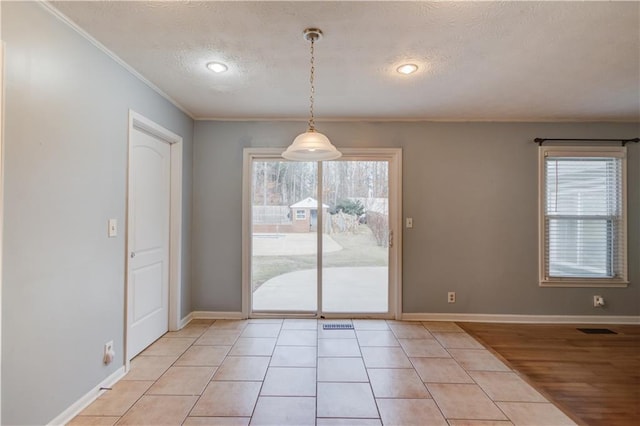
69, 319, 577, 426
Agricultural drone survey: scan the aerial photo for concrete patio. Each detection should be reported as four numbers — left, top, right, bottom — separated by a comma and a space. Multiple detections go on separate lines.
252, 266, 388, 312
253, 233, 342, 256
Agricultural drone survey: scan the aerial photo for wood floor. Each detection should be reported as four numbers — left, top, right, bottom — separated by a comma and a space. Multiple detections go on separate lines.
460, 322, 640, 426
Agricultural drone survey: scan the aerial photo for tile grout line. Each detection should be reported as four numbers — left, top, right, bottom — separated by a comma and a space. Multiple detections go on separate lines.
118, 322, 203, 424
249, 319, 284, 422
439, 322, 532, 425
458, 321, 582, 423
356, 322, 383, 423
181, 318, 219, 423
404, 321, 452, 423
439, 324, 507, 423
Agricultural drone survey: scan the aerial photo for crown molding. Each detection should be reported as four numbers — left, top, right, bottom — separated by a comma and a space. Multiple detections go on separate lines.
39, 1, 194, 120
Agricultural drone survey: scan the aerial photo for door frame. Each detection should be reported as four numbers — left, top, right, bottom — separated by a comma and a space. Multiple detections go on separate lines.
242, 147, 402, 319
0, 40, 5, 422
125, 110, 183, 363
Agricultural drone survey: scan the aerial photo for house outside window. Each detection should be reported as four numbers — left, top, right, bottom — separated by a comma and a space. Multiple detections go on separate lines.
539, 146, 628, 287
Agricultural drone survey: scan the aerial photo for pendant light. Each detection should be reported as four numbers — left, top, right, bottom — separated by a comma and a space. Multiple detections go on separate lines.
282, 28, 342, 161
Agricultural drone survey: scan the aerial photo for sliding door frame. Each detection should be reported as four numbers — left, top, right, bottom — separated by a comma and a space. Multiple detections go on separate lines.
242, 148, 402, 319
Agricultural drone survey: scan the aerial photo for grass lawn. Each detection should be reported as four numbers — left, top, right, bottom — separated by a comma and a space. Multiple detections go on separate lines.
252, 225, 388, 290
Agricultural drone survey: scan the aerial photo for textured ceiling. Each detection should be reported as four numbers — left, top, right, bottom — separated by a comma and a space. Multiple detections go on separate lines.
50, 1, 640, 121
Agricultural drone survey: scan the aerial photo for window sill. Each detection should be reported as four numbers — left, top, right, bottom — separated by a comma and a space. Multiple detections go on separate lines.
540, 280, 629, 288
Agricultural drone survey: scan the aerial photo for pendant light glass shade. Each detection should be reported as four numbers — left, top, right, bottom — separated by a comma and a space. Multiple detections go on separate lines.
283, 28, 341, 161
282, 129, 342, 161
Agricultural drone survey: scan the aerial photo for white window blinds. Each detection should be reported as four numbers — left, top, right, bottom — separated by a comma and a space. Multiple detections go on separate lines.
541, 148, 627, 284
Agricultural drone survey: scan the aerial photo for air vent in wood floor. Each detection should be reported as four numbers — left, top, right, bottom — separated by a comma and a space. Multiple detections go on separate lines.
577, 328, 617, 334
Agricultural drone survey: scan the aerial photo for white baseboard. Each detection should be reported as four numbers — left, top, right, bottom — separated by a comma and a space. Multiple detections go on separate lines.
191, 311, 245, 320
186, 311, 639, 324
401, 313, 640, 324
178, 312, 194, 329
47, 366, 126, 426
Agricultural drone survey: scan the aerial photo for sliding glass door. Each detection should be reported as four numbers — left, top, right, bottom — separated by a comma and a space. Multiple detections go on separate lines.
250, 160, 318, 313
321, 161, 389, 313
245, 149, 400, 318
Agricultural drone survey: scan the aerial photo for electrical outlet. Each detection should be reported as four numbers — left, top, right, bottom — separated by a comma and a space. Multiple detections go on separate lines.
448, 292, 456, 303
593, 295, 605, 308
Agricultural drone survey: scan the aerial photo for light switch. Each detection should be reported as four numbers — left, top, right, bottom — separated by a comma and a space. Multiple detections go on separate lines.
406, 217, 413, 228
108, 219, 117, 237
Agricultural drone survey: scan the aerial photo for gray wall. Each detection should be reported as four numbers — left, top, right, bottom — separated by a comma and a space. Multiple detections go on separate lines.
1, 2, 638, 424
1, 2, 193, 424
192, 120, 639, 316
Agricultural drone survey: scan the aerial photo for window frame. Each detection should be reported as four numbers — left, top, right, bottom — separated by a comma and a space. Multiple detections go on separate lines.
538, 145, 629, 288
295, 209, 306, 220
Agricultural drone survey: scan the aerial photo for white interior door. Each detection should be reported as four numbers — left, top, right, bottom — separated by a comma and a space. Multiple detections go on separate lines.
127, 128, 171, 359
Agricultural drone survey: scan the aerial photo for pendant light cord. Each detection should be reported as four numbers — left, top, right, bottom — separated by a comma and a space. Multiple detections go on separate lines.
309, 36, 316, 131
282, 28, 341, 161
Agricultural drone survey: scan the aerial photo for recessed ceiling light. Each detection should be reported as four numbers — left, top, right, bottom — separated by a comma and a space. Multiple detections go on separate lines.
397, 64, 418, 75
206, 62, 228, 73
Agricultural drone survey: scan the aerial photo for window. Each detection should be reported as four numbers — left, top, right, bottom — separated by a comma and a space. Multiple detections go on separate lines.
295, 209, 306, 220
539, 146, 628, 287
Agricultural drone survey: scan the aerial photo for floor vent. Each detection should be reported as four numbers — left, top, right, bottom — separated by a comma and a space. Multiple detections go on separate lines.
322, 323, 354, 330
577, 328, 617, 334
